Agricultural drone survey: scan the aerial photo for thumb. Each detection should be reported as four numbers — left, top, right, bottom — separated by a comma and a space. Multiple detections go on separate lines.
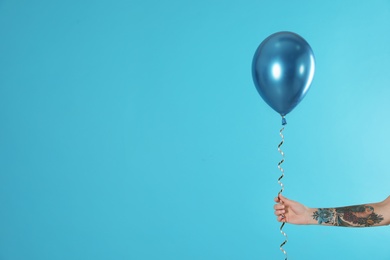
278, 193, 291, 204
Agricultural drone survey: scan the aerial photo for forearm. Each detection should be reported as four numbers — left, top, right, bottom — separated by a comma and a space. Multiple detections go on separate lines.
306, 196, 390, 227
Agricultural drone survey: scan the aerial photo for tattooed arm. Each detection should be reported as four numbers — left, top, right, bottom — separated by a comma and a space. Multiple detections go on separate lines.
274, 194, 390, 227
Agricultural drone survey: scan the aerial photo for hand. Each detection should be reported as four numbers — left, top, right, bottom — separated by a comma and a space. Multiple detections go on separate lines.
274, 194, 313, 225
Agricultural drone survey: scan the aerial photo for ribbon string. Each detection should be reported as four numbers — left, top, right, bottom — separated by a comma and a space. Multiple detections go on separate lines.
277, 126, 288, 260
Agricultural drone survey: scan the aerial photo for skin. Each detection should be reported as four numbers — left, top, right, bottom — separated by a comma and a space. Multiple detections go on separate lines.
273, 194, 390, 227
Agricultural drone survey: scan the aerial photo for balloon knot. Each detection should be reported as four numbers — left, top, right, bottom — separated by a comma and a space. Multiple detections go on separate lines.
282, 117, 287, 125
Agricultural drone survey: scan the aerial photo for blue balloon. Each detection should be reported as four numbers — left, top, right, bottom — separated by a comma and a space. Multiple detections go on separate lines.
252, 31, 315, 120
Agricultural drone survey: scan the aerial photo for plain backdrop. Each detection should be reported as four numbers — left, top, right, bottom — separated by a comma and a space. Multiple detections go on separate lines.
0, 0, 389, 259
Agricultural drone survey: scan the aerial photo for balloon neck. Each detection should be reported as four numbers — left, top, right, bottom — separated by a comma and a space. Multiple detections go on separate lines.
281, 116, 287, 125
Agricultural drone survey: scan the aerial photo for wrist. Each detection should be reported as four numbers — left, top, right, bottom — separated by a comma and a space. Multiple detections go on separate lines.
305, 207, 318, 225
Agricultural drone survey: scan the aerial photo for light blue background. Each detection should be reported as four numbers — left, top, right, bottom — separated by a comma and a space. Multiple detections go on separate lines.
0, 0, 389, 259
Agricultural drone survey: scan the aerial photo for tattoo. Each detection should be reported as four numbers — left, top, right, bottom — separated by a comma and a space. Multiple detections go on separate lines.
312, 208, 335, 224
312, 205, 384, 227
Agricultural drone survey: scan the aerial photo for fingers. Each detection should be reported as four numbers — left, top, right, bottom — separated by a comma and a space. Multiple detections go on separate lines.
274, 209, 285, 216
274, 203, 286, 217
276, 215, 287, 222
274, 195, 290, 222
274, 203, 285, 211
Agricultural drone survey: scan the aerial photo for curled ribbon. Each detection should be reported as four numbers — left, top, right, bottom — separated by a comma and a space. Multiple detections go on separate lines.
277, 125, 288, 260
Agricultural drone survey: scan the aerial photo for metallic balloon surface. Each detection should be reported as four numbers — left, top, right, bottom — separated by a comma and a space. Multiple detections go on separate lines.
252, 31, 315, 116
